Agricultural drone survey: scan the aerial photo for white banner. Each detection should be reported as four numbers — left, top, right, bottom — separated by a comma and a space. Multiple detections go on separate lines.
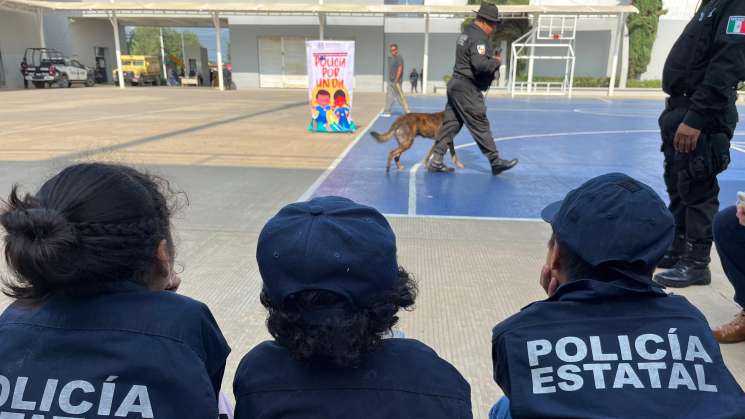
306, 40, 356, 133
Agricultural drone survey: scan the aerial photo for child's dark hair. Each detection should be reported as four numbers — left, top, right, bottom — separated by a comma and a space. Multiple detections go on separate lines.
333, 90, 346, 100
0, 163, 180, 301
316, 89, 330, 98
261, 267, 417, 368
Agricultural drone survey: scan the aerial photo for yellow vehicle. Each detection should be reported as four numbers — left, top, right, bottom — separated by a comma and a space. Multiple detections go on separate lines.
112, 55, 162, 86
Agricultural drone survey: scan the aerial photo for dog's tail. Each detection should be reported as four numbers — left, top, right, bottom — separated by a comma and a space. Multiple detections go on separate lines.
370, 119, 401, 143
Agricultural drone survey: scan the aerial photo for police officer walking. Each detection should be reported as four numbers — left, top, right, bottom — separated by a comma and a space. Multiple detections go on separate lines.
654, 0, 745, 288
426, 3, 518, 175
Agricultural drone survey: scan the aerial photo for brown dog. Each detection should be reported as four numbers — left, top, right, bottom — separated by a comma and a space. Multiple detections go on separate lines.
371, 112, 464, 172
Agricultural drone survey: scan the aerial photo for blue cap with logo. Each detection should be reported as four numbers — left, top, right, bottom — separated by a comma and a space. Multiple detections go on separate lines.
541, 173, 674, 271
257, 196, 398, 308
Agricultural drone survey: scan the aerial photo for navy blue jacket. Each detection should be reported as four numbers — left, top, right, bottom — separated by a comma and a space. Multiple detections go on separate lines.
234, 338, 472, 419
662, 0, 745, 131
452, 23, 500, 91
492, 278, 745, 419
0, 284, 230, 418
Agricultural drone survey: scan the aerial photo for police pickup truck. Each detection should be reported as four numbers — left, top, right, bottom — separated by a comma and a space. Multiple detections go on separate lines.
23, 48, 95, 88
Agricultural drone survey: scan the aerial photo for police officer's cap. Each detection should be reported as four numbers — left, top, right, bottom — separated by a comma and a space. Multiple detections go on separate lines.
257, 196, 398, 309
475, 2, 502, 24
541, 173, 674, 270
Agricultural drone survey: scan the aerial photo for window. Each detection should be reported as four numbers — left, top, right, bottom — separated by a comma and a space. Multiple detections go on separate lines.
133, 61, 145, 66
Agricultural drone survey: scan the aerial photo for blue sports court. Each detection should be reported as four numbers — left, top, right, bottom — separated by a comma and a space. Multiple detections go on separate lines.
305, 96, 745, 220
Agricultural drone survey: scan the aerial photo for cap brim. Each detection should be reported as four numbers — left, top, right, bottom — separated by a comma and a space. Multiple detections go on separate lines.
541, 200, 563, 224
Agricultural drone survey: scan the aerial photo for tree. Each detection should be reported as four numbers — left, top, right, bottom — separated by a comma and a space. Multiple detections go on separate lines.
627, 0, 666, 79
128, 27, 202, 64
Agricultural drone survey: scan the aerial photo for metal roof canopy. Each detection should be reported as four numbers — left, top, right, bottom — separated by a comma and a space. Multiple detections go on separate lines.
74, 16, 229, 28
2, 1, 638, 19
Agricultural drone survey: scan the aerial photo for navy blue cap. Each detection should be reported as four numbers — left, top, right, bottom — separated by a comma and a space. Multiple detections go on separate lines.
541, 173, 674, 270
257, 196, 398, 308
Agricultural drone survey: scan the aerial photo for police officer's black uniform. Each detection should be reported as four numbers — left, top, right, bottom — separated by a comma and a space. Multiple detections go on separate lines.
655, 0, 745, 288
427, 3, 518, 175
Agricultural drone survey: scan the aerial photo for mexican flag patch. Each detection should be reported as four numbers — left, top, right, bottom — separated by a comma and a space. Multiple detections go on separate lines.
726, 16, 745, 35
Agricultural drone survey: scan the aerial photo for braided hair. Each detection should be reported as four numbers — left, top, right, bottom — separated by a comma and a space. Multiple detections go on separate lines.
0, 163, 179, 301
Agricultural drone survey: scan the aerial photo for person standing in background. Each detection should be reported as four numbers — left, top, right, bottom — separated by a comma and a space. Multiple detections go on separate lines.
410, 68, 419, 94
382, 43, 411, 117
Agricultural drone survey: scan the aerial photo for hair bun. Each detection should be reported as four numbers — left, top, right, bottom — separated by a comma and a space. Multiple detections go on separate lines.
1, 207, 79, 286
3, 207, 74, 243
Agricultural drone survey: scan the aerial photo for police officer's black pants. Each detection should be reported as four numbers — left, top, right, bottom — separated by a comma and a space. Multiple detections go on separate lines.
659, 101, 734, 248
432, 78, 500, 162
714, 206, 745, 308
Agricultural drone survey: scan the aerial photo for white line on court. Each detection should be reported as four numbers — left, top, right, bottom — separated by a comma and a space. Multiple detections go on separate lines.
572, 109, 659, 118
408, 163, 422, 216
385, 213, 542, 222
298, 111, 382, 202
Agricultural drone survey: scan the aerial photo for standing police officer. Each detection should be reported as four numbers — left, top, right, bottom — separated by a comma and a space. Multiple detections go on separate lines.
655, 0, 745, 288
427, 3, 518, 175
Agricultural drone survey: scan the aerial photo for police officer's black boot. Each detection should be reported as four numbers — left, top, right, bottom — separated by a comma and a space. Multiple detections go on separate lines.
490, 158, 518, 176
654, 241, 712, 288
657, 231, 686, 269
426, 152, 454, 173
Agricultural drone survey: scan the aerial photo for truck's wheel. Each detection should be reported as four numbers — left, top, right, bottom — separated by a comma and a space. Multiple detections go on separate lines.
154, 77, 161, 86
57, 75, 70, 88
85, 77, 95, 87
33, 82, 46, 89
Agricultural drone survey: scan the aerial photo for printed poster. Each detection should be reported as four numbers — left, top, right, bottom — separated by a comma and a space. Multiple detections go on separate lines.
306, 40, 357, 133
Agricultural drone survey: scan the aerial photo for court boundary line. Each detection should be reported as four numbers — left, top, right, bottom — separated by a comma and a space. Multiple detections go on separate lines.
385, 213, 543, 222
298, 111, 381, 201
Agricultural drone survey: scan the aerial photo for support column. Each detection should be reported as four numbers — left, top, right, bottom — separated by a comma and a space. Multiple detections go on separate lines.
619, 17, 630, 89
527, 14, 538, 94
37, 8, 45, 48
608, 12, 625, 97
422, 12, 430, 94
159, 28, 167, 83
319, 0, 325, 40
212, 13, 225, 91
109, 13, 125, 89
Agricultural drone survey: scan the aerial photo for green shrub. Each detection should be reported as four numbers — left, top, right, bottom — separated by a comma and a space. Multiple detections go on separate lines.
513, 76, 610, 88
627, 0, 666, 80
627, 79, 662, 88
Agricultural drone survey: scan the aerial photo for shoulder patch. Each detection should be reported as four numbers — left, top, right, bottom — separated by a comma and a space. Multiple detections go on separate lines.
477, 44, 486, 55
457, 34, 468, 46
726, 16, 745, 35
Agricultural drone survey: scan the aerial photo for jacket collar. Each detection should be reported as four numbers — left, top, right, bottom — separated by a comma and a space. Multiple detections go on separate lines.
541, 277, 667, 305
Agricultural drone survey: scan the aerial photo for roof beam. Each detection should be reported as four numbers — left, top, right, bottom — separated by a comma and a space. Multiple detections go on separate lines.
2, 1, 638, 17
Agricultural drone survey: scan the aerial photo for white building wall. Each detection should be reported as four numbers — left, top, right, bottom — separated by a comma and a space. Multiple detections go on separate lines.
0, 9, 42, 89
642, 0, 698, 80
229, 23, 384, 91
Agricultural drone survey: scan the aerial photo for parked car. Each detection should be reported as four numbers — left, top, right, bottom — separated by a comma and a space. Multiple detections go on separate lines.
112, 55, 162, 86
23, 48, 95, 88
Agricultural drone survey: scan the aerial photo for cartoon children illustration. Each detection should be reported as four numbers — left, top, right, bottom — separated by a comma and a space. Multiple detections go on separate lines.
333, 90, 352, 131
312, 89, 332, 131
